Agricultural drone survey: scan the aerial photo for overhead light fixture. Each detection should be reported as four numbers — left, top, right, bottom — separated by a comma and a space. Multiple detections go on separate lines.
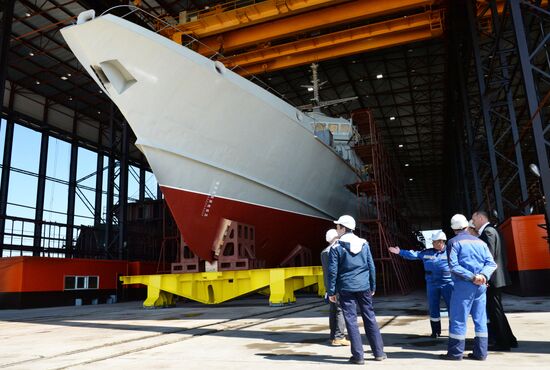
99, 90, 103, 94
376, 74, 383, 79
67, 73, 71, 77
409, 178, 414, 181
398, 144, 404, 148
25, 12, 31, 17
405, 163, 409, 167
411, 69, 415, 73
35, 81, 40, 85
97, 111, 101, 114
68, 96, 73, 101
408, 49, 413, 53
529, 163, 541, 178
307, 87, 313, 92
29, 52, 34, 57
389, 116, 396, 121
61, 76, 68, 80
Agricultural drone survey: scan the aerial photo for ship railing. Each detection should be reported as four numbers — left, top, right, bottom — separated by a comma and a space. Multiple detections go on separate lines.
180, 1, 262, 24
99, 5, 296, 108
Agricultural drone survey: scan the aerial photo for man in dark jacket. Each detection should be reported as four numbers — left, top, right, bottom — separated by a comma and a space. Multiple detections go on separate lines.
327, 215, 386, 365
472, 211, 518, 351
321, 229, 349, 346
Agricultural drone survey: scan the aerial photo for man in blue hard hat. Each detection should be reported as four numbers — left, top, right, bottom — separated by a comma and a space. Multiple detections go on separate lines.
440, 214, 497, 361
327, 215, 386, 365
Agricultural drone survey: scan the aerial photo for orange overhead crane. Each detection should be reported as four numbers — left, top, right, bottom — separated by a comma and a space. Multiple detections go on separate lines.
222, 10, 443, 76
169, 0, 436, 52
160, 0, 440, 75
156, 0, 541, 75
169, 0, 349, 38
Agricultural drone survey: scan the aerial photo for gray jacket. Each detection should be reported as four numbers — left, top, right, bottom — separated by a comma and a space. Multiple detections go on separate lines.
321, 242, 337, 289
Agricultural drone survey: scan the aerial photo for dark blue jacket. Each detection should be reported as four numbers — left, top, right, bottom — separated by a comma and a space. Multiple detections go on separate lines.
399, 248, 452, 286
327, 232, 376, 295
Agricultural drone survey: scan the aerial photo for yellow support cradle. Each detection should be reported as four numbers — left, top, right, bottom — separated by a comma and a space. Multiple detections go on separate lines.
121, 266, 325, 308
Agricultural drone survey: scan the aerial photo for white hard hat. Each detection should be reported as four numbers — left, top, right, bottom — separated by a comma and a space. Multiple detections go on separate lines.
450, 214, 469, 230
334, 215, 356, 230
431, 230, 447, 241
326, 229, 338, 243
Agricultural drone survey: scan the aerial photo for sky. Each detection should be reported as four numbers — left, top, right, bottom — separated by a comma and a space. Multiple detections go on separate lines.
0, 118, 158, 257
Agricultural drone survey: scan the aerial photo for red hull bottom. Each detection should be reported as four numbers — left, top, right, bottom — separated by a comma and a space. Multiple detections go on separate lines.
161, 186, 332, 267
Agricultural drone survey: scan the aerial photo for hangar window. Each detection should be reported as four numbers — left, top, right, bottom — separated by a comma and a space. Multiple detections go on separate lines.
64, 275, 100, 290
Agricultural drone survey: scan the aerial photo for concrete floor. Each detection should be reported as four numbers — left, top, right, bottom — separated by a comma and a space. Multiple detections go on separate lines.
0, 291, 548, 369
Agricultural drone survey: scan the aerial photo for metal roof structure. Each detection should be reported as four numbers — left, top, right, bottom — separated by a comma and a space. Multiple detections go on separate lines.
2, 0, 550, 230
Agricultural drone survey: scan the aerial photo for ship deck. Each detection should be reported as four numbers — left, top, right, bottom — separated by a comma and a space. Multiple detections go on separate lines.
1, 291, 548, 369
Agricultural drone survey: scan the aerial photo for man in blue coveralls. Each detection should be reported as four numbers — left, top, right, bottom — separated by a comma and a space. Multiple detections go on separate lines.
327, 215, 386, 364
389, 230, 453, 338
440, 214, 497, 361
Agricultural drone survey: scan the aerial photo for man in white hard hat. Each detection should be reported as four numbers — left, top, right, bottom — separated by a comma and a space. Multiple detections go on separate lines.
389, 230, 453, 338
320, 229, 349, 346
440, 214, 497, 361
326, 215, 386, 364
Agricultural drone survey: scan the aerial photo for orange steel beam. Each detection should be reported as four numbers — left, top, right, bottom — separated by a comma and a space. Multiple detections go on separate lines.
222, 10, 443, 70
477, 0, 547, 16
233, 13, 443, 76
169, 0, 347, 38
177, 0, 435, 55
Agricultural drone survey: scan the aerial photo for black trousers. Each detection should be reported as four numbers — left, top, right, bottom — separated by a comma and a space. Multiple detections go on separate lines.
487, 286, 517, 349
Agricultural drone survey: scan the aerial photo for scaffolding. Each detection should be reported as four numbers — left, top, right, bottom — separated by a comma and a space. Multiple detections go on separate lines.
350, 109, 419, 295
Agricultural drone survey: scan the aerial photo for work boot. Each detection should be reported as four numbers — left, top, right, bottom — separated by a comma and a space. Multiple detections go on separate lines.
331, 338, 350, 346
467, 353, 486, 361
348, 356, 365, 365
439, 354, 462, 361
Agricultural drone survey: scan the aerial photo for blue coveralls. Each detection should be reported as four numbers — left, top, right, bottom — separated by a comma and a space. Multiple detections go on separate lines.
399, 247, 453, 336
446, 231, 497, 360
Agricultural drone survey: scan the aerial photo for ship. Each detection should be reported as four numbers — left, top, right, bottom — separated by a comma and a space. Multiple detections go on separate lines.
61, 10, 363, 267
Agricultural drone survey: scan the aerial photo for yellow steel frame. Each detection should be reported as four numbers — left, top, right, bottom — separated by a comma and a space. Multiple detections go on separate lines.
224, 10, 443, 74
175, 0, 434, 54
120, 266, 325, 307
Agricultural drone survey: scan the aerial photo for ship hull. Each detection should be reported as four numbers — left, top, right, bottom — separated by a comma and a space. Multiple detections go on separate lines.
162, 186, 331, 265
61, 14, 360, 266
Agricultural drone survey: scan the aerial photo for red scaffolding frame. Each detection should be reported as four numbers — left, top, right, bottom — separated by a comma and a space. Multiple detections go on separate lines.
350, 109, 420, 295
